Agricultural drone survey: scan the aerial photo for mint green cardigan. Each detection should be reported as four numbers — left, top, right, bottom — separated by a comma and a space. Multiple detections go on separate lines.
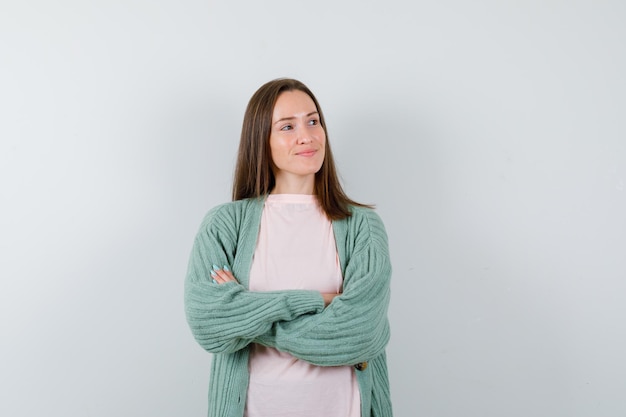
185, 197, 393, 417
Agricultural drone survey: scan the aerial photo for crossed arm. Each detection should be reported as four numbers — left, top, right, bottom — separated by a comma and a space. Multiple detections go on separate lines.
184, 207, 391, 366
211, 267, 340, 307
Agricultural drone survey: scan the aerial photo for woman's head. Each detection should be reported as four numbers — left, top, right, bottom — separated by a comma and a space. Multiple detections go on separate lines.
232, 78, 367, 219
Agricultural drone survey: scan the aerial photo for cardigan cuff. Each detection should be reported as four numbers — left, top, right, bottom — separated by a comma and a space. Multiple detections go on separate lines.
285, 290, 325, 316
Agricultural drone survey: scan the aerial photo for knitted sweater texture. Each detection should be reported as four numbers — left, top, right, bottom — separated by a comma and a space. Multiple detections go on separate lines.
185, 197, 393, 417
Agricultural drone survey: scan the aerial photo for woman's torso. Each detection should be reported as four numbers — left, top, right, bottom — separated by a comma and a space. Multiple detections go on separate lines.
245, 194, 360, 417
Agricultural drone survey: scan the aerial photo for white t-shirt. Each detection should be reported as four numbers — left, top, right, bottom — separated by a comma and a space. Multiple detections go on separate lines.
245, 194, 360, 417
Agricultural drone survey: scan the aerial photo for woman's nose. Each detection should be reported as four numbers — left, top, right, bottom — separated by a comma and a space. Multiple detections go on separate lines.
297, 132, 312, 144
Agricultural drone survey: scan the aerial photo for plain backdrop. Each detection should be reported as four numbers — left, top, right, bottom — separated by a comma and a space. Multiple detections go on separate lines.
1, 1, 625, 416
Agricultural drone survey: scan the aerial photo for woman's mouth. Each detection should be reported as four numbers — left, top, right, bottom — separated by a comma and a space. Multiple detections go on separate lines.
296, 150, 317, 157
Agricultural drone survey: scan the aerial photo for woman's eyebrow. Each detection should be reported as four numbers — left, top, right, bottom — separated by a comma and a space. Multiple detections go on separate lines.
273, 111, 319, 125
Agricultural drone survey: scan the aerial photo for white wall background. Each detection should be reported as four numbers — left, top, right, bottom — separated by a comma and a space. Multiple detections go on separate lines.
1, 1, 625, 416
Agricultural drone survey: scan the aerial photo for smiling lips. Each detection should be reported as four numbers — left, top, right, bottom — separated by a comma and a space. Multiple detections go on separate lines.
295, 149, 317, 157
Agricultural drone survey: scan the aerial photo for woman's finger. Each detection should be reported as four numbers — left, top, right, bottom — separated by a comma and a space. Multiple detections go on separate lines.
211, 265, 239, 284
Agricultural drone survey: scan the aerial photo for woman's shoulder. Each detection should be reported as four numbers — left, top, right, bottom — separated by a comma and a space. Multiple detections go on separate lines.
206, 197, 258, 214
199, 197, 264, 231
344, 205, 386, 228
335, 205, 389, 247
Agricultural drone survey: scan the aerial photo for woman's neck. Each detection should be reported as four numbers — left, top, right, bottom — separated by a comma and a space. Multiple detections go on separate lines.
271, 174, 315, 195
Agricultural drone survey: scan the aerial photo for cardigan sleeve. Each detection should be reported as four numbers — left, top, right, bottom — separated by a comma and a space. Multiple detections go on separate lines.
254, 209, 392, 367
184, 205, 325, 354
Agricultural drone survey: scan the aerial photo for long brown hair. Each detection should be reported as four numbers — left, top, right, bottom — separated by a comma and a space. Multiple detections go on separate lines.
232, 78, 370, 220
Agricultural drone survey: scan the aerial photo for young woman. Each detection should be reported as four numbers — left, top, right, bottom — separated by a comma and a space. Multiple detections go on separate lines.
185, 78, 393, 417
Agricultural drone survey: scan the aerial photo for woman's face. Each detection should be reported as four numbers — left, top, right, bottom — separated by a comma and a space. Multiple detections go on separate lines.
269, 90, 326, 192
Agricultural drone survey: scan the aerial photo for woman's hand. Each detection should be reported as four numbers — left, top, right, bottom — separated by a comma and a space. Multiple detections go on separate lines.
211, 265, 239, 285
321, 292, 341, 307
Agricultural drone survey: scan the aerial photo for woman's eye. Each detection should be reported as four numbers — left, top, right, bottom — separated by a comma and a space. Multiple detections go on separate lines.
280, 124, 293, 131
308, 119, 319, 126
